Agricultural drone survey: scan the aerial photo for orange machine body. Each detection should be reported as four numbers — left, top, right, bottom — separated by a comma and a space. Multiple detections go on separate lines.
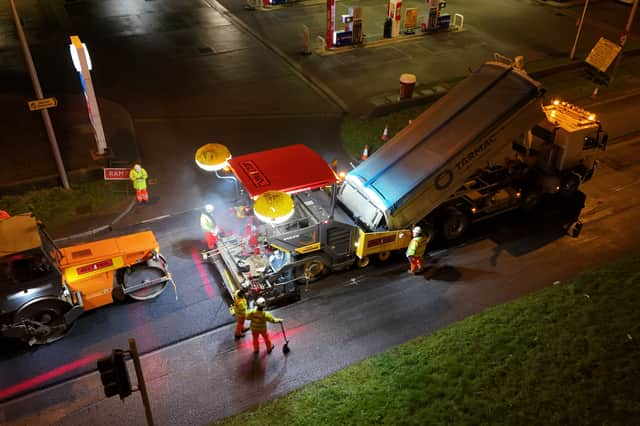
58, 231, 159, 311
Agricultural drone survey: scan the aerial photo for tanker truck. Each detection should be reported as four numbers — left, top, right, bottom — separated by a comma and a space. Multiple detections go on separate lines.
202, 58, 607, 305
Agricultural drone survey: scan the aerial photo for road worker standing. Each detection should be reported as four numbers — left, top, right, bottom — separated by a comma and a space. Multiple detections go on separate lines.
129, 164, 149, 203
246, 297, 282, 354
200, 204, 219, 249
233, 284, 250, 340
406, 226, 429, 274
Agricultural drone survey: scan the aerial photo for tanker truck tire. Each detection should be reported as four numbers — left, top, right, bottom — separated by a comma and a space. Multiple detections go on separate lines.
376, 251, 391, 262
441, 207, 469, 241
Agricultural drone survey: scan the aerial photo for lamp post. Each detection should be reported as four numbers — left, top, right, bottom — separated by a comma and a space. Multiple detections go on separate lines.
610, 0, 639, 82
8, 0, 70, 189
570, 0, 590, 60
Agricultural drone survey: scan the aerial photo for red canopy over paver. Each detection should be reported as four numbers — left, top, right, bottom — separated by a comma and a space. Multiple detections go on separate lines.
229, 144, 337, 197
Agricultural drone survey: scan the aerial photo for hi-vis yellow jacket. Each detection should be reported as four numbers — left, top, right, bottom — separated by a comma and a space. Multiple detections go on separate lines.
129, 167, 148, 190
233, 289, 248, 317
406, 235, 428, 257
246, 309, 281, 332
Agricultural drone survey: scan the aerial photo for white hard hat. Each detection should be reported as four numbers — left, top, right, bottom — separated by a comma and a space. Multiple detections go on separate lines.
205, 204, 214, 213
412, 226, 422, 236
256, 297, 266, 308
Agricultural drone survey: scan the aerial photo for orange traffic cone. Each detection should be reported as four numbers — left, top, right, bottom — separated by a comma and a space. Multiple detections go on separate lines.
381, 124, 389, 141
590, 86, 599, 99
361, 144, 369, 161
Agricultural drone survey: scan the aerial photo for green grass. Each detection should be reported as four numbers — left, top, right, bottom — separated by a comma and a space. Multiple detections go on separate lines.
215, 252, 640, 425
340, 104, 428, 159
0, 180, 130, 231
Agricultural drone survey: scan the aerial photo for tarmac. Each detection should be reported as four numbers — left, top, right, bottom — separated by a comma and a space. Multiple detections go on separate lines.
1, 0, 640, 423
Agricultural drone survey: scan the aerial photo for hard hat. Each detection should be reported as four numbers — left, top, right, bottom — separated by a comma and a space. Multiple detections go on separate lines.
412, 226, 422, 236
205, 204, 214, 213
256, 297, 266, 308
134, 164, 141, 172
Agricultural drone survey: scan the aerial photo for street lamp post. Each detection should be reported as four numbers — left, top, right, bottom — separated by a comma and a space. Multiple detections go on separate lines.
610, 0, 639, 81
620, 0, 639, 49
570, 0, 590, 60
8, 0, 70, 189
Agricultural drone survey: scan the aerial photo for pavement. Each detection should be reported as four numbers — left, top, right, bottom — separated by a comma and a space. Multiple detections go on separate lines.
1, 0, 640, 423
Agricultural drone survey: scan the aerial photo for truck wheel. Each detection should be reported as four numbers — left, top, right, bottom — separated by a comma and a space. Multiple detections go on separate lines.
521, 193, 539, 213
441, 208, 469, 241
14, 299, 73, 344
561, 173, 581, 195
123, 261, 168, 301
376, 251, 391, 262
296, 258, 326, 283
356, 256, 370, 268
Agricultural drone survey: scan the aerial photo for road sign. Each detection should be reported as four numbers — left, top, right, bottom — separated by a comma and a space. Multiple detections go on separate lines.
27, 97, 58, 111
104, 168, 130, 180
585, 37, 622, 73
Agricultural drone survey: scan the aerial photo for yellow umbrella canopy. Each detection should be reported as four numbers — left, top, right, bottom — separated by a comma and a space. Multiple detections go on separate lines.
195, 143, 231, 172
253, 191, 295, 224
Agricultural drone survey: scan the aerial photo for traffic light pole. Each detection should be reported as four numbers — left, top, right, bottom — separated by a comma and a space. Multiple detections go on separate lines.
129, 338, 155, 426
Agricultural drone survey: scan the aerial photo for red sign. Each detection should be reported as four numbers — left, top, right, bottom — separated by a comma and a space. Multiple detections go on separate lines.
77, 259, 114, 275
103, 168, 130, 180
238, 160, 271, 188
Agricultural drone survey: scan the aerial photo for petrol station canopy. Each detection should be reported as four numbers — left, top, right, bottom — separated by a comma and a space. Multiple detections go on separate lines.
229, 144, 337, 198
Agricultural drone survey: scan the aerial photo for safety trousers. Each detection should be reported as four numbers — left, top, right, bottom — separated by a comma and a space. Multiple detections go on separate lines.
251, 329, 273, 353
235, 316, 246, 338
135, 188, 149, 203
205, 231, 218, 249
409, 256, 424, 273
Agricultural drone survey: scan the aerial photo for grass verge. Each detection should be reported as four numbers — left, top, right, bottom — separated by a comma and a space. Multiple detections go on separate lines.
0, 180, 130, 231
216, 252, 640, 425
340, 104, 427, 159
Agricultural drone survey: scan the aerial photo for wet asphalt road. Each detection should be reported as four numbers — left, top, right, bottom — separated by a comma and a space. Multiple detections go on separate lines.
1, 0, 640, 408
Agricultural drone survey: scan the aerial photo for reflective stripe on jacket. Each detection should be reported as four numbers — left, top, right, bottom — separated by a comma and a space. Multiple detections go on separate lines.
200, 212, 216, 233
247, 309, 279, 332
233, 290, 247, 317
406, 236, 428, 257
129, 168, 148, 190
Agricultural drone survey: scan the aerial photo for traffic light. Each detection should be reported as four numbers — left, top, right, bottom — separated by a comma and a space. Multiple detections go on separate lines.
97, 349, 132, 399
